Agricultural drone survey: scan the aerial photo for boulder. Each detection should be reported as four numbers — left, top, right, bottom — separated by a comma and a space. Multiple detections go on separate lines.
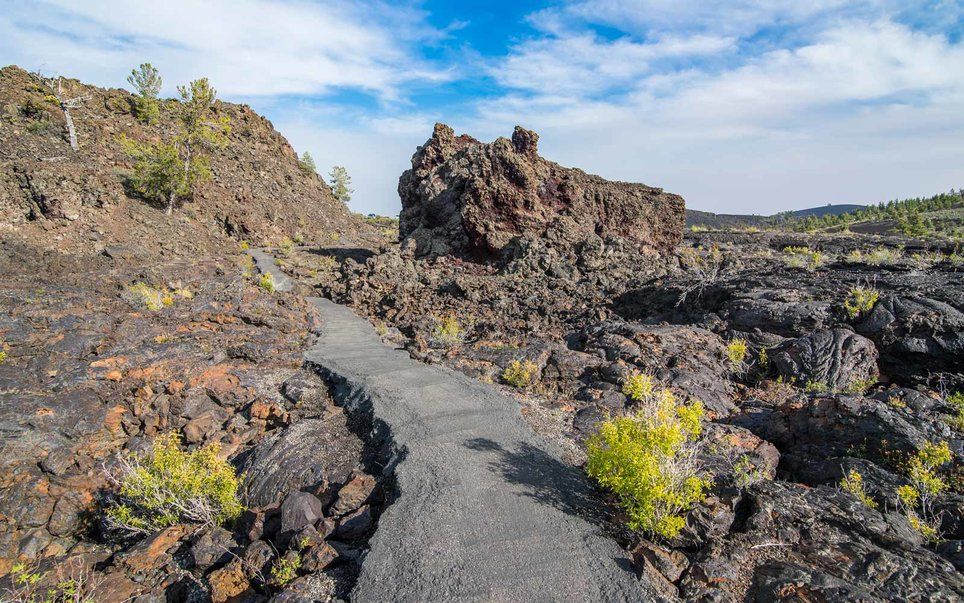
398, 123, 685, 259
771, 328, 878, 391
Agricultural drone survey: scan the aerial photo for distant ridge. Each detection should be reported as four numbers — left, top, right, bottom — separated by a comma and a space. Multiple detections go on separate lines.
686, 203, 866, 228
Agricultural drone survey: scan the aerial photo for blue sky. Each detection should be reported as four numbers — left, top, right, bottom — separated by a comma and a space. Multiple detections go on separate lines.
2, 0, 963, 216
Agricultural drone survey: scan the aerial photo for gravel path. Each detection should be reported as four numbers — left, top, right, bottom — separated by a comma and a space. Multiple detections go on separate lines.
304, 297, 659, 602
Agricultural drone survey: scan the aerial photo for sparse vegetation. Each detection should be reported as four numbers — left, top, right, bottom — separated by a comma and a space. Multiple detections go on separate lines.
909, 251, 944, 270
502, 360, 540, 389
843, 285, 879, 319
431, 313, 465, 346
848, 246, 904, 266
840, 469, 878, 509
676, 244, 725, 305
103, 432, 242, 537
587, 375, 708, 539
5, 561, 98, 603
782, 246, 823, 270
726, 338, 748, 372
896, 441, 951, 542
258, 272, 277, 293
122, 282, 168, 311
945, 392, 964, 432
127, 63, 162, 124
270, 551, 302, 587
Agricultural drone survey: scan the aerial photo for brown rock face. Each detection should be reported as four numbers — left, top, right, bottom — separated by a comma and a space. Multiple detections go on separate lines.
398, 123, 685, 259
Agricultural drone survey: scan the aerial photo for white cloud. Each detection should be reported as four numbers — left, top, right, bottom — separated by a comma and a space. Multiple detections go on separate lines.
0, 0, 448, 98
480, 16, 964, 214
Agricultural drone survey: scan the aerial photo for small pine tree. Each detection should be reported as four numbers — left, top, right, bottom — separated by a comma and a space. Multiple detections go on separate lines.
127, 63, 162, 124
123, 77, 230, 214
328, 166, 353, 205
299, 151, 317, 174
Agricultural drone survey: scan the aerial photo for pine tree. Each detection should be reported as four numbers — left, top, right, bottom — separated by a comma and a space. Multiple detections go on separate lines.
127, 63, 162, 124
328, 166, 353, 205
298, 151, 316, 174
123, 78, 230, 214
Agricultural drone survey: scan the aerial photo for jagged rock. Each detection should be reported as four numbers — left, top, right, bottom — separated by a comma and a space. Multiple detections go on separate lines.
771, 328, 879, 391
279, 491, 323, 535
398, 123, 685, 259
240, 414, 363, 507
856, 294, 964, 389
330, 472, 376, 517
189, 527, 237, 571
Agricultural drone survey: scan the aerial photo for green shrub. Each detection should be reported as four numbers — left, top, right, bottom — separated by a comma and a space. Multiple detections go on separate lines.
909, 251, 945, 270
896, 441, 951, 542
840, 469, 877, 509
622, 372, 656, 402
502, 360, 539, 389
586, 381, 709, 539
843, 286, 879, 319
270, 551, 301, 587
849, 246, 904, 266
945, 392, 964, 432
726, 339, 748, 371
782, 246, 823, 270
104, 432, 242, 536
7, 561, 97, 603
122, 282, 169, 311
431, 313, 464, 346
258, 272, 277, 293
0, 342, 6, 364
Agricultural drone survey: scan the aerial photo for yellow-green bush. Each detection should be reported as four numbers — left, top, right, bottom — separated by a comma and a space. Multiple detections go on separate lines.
104, 432, 242, 536
587, 376, 709, 539
431, 313, 464, 346
270, 552, 302, 586
258, 272, 277, 293
848, 246, 904, 266
0, 342, 6, 364
896, 441, 951, 541
843, 286, 879, 319
502, 360, 540, 389
7, 562, 96, 603
840, 469, 877, 509
782, 246, 823, 270
946, 392, 964, 432
122, 282, 167, 311
726, 339, 748, 371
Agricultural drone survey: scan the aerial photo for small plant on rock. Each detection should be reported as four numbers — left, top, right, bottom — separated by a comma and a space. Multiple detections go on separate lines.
587, 377, 709, 539
103, 432, 243, 537
726, 339, 748, 372
0, 342, 6, 364
502, 360, 540, 389
839, 469, 878, 510
270, 551, 302, 587
258, 272, 277, 293
122, 282, 167, 311
896, 441, 952, 542
843, 285, 879, 319
431, 313, 465, 346
782, 246, 823, 270
945, 392, 964, 432
5, 561, 99, 603
676, 244, 725, 306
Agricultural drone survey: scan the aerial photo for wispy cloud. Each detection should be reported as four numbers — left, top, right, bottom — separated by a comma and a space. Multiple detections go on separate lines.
0, 0, 450, 99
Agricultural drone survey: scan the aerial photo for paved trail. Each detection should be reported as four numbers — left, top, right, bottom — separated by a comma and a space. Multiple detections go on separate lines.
251, 251, 658, 602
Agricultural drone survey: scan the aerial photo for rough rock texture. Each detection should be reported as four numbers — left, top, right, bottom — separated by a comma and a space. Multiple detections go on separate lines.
771, 328, 879, 391
398, 123, 685, 259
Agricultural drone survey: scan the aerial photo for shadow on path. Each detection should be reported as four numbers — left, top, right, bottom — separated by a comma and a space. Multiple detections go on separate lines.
464, 437, 615, 532
309, 246, 375, 264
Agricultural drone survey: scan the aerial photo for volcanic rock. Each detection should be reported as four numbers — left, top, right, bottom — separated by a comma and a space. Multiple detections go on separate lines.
398, 123, 685, 259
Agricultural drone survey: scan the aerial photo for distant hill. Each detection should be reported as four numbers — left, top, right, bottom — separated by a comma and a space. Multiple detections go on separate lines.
686, 204, 866, 228
788, 204, 866, 218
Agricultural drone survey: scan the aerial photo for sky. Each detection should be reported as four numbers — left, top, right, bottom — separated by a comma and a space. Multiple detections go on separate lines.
1, 0, 963, 216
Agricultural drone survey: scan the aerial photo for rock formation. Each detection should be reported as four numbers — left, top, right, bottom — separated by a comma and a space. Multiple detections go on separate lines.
398, 123, 685, 259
